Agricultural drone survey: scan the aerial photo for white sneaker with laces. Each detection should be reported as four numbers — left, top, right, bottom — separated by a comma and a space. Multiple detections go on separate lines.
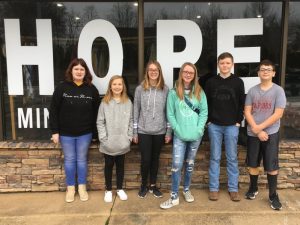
160, 197, 179, 209
117, 189, 128, 201
104, 191, 113, 203
183, 190, 194, 203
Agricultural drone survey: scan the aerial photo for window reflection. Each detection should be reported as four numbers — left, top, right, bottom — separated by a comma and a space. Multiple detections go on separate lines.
283, 1, 300, 139
0, 1, 299, 141
144, 2, 282, 81
144, 2, 282, 145
0, 1, 138, 140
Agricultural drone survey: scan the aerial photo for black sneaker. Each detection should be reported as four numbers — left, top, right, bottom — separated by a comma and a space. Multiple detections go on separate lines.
269, 193, 282, 210
138, 185, 148, 198
149, 186, 163, 198
245, 189, 258, 200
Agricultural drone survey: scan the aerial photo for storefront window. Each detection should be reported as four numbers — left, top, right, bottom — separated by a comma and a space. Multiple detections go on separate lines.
0, 1, 138, 140
145, 2, 282, 82
1, 1, 298, 141
144, 2, 282, 144
283, 1, 300, 139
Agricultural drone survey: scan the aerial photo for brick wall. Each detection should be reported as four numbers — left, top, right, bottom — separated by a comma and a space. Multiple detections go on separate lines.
0, 141, 299, 192
284, 103, 300, 132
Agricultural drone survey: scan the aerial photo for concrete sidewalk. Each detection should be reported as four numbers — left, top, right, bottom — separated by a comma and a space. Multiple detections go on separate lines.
0, 189, 300, 225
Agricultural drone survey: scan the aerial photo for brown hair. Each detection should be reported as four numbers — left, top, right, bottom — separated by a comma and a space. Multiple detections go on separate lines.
259, 59, 275, 71
217, 52, 234, 63
142, 60, 165, 90
65, 58, 93, 85
102, 75, 129, 104
175, 62, 202, 100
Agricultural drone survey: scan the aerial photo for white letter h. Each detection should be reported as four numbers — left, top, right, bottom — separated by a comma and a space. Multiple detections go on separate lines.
4, 19, 54, 95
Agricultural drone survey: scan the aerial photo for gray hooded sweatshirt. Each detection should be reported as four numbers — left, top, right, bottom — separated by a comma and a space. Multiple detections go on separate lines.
97, 99, 133, 156
133, 84, 172, 138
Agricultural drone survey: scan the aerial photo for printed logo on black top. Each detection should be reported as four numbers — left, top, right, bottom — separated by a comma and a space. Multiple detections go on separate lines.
63, 93, 93, 100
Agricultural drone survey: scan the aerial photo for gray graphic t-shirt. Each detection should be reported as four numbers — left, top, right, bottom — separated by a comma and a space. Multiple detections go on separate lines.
245, 83, 286, 136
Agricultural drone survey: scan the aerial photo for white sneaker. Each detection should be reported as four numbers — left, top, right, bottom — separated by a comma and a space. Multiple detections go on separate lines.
160, 197, 179, 209
117, 189, 128, 201
104, 191, 113, 203
183, 190, 194, 203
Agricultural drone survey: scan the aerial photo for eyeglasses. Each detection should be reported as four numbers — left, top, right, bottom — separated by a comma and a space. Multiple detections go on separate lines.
148, 69, 159, 73
183, 70, 195, 75
259, 68, 274, 72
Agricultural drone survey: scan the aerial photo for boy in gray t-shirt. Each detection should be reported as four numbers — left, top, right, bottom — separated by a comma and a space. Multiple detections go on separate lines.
244, 59, 286, 210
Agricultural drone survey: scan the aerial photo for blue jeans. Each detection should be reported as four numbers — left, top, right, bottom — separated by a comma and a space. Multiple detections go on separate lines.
60, 133, 92, 186
171, 135, 201, 199
208, 123, 239, 192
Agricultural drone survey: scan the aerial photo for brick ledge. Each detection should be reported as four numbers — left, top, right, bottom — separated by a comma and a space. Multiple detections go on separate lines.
0, 140, 299, 149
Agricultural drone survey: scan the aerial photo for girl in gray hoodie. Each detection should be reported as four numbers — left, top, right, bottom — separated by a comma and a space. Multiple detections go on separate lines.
133, 60, 172, 198
97, 75, 133, 203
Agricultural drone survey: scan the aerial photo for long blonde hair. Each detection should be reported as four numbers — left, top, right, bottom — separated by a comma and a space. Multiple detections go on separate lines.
102, 75, 129, 104
142, 60, 165, 90
175, 62, 202, 100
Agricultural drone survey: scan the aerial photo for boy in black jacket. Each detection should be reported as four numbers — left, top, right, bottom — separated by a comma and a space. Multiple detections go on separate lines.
205, 52, 245, 202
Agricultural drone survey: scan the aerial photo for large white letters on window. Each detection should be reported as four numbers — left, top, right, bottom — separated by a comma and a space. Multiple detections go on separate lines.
78, 19, 123, 95
218, 18, 263, 93
4, 19, 54, 95
4, 18, 264, 96
157, 20, 203, 88
4, 18, 265, 131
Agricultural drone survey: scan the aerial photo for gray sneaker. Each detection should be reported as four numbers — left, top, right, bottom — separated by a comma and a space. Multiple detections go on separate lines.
160, 197, 179, 209
183, 190, 194, 203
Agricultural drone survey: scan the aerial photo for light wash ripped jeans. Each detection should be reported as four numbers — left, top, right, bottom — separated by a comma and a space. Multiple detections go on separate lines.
170, 135, 202, 199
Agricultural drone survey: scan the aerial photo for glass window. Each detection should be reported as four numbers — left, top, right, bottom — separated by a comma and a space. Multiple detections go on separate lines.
145, 2, 282, 82
144, 2, 282, 144
283, 1, 300, 139
1, 1, 295, 141
0, 1, 138, 140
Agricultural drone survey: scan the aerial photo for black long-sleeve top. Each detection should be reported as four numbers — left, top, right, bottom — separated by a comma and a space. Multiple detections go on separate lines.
205, 74, 245, 126
49, 81, 100, 136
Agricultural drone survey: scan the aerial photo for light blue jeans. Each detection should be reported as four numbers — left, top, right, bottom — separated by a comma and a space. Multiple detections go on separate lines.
208, 123, 239, 192
60, 133, 92, 186
171, 135, 201, 199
